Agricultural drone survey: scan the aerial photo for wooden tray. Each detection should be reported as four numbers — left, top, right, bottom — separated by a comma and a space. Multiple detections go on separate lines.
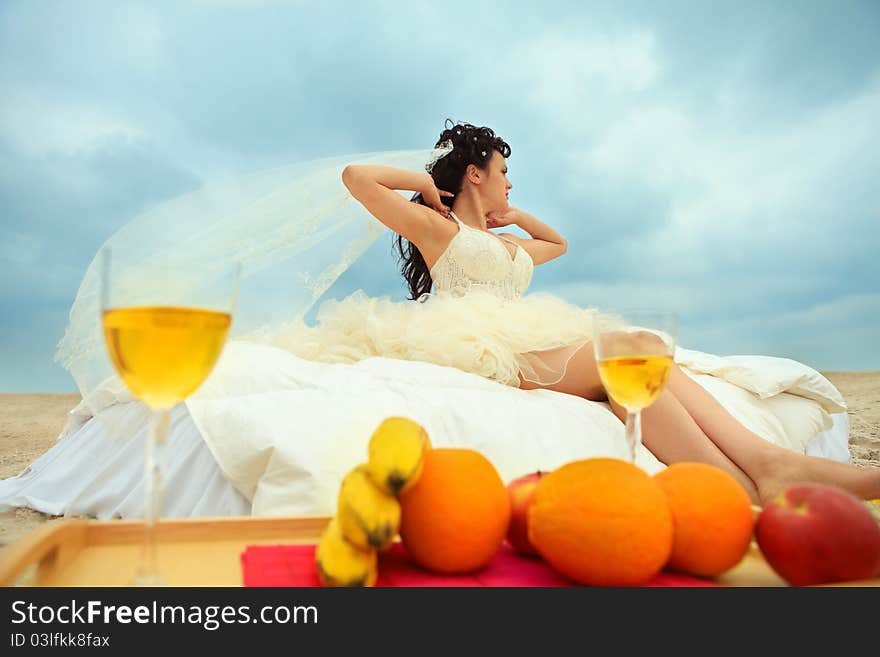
1, 515, 878, 587
0, 516, 327, 587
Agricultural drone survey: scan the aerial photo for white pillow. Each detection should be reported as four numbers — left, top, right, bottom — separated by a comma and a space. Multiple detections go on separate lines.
675, 348, 846, 414
682, 370, 833, 453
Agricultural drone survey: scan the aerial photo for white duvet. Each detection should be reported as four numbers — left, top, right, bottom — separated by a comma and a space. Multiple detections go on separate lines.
5, 341, 850, 519
177, 341, 847, 516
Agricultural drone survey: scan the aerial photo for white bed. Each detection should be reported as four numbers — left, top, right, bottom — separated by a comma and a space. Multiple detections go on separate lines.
0, 342, 850, 519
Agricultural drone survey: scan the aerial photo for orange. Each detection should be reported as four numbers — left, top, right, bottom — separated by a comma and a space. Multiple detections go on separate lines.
399, 448, 510, 574
528, 458, 673, 586
654, 462, 754, 577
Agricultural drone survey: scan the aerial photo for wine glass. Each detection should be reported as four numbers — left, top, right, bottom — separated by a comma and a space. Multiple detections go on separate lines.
100, 249, 240, 585
594, 310, 677, 464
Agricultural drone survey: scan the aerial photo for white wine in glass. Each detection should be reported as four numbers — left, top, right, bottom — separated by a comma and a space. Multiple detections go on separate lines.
100, 250, 240, 585
103, 307, 232, 409
594, 311, 677, 464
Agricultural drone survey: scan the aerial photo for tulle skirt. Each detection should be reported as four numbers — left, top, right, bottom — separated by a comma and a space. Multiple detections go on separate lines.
246, 289, 620, 388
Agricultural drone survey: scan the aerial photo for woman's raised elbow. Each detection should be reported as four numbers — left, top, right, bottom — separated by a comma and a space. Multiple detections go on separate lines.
341, 164, 358, 188
342, 164, 369, 191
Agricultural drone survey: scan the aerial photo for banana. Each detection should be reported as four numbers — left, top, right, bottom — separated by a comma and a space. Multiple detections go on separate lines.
366, 416, 431, 496
315, 417, 432, 585
338, 465, 401, 551
315, 517, 378, 587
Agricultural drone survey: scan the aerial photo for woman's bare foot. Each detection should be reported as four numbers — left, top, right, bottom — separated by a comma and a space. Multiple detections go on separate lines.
755, 453, 880, 507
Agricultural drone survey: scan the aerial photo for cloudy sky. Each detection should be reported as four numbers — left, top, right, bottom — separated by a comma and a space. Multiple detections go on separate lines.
2, 0, 878, 392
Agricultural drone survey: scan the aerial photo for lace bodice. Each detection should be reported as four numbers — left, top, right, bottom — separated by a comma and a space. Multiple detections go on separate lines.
429, 212, 534, 300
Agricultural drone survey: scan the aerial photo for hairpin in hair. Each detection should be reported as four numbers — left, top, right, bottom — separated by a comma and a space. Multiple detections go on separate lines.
426, 140, 454, 173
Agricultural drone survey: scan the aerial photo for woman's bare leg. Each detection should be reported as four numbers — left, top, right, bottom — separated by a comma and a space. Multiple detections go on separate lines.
607, 393, 759, 502
518, 342, 759, 502
518, 343, 880, 504
666, 366, 880, 504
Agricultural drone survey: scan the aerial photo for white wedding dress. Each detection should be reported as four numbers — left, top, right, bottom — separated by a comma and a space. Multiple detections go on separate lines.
0, 213, 852, 520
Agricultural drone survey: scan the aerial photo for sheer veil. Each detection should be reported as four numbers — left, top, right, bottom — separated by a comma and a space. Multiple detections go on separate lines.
56, 144, 453, 400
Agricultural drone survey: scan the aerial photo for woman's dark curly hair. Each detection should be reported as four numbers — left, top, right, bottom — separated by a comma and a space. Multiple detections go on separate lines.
394, 119, 512, 300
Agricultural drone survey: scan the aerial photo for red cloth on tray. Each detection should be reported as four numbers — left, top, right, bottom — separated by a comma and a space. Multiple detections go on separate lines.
240, 542, 719, 587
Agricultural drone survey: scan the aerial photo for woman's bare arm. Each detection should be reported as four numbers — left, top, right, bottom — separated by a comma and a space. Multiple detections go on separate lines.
342, 165, 451, 245
489, 207, 568, 265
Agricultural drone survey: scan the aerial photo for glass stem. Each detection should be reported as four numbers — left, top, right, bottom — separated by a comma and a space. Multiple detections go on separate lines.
136, 406, 170, 585
624, 410, 642, 464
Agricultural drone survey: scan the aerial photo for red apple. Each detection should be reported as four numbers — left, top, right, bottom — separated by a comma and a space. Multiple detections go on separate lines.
755, 483, 880, 586
506, 471, 546, 556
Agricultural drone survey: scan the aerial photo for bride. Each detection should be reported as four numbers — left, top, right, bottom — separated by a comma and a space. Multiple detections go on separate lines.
2, 120, 878, 520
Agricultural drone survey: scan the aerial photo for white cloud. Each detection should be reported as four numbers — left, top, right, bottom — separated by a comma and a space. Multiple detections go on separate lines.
577, 74, 880, 237
549, 276, 880, 367
1, 231, 44, 267
105, 4, 164, 75
514, 30, 659, 93
547, 271, 834, 320
683, 292, 880, 369
191, 0, 300, 6
506, 30, 660, 129
0, 92, 147, 158
500, 30, 880, 289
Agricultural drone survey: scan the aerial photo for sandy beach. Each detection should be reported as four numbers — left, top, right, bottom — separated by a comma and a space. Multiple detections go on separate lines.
1, 373, 878, 550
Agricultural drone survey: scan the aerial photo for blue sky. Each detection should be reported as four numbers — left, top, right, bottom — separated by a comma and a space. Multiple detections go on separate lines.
1, 0, 879, 392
